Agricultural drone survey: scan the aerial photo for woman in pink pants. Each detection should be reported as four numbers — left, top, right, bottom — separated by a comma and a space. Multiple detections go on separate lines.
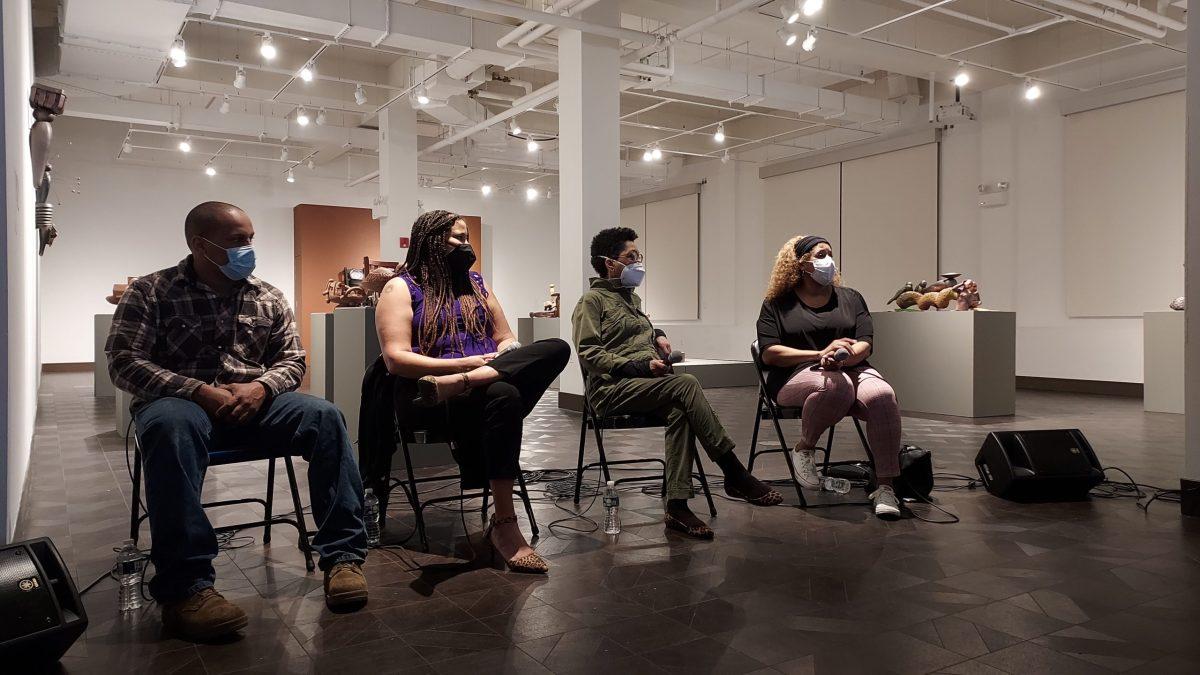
756, 235, 903, 519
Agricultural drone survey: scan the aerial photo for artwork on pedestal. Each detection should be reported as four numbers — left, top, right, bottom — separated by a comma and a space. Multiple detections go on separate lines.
530, 283, 560, 318
886, 273, 982, 311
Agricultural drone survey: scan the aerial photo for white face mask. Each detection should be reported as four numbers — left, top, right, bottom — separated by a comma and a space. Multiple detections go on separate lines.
809, 256, 837, 286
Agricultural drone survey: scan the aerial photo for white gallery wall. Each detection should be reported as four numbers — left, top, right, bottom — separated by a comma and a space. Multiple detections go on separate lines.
41, 117, 559, 363
2, 0, 37, 543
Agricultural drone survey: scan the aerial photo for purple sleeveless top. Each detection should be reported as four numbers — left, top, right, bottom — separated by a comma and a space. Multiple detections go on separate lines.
400, 270, 497, 359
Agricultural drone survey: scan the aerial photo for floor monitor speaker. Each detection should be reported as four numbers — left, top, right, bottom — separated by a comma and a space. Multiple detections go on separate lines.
975, 429, 1104, 502
0, 537, 88, 666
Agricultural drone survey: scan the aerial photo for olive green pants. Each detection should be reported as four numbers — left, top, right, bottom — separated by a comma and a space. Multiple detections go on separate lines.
591, 373, 735, 500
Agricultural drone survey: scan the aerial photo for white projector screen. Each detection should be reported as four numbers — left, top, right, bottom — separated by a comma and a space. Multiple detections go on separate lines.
1064, 92, 1184, 317
840, 143, 939, 312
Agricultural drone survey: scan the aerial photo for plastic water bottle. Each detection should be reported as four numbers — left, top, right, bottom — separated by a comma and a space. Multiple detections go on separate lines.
364, 488, 381, 546
115, 540, 144, 612
822, 476, 852, 495
602, 481, 621, 535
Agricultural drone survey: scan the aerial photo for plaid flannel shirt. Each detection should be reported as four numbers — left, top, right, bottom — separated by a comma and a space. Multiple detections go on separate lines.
106, 256, 306, 412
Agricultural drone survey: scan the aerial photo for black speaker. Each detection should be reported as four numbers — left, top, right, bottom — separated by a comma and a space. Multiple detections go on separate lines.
0, 537, 88, 666
975, 429, 1104, 502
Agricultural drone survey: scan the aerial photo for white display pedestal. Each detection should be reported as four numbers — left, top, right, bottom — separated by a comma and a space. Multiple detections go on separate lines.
95, 314, 115, 397
309, 312, 333, 401
325, 307, 381, 447
869, 310, 1016, 417
1144, 311, 1183, 414
517, 317, 561, 387
115, 389, 132, 437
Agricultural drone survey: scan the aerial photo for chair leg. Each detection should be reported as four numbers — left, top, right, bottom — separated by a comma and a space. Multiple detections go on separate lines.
768, 410, 805, 506
747, 398, 763, 472
852, 417, 872, 456
692, 437, 717, 517
400, 437, 429, 553
516, 471, 539, 537
264, 457, 276, 545
593, 426, 612, 482
481, 484, 491, 523
129, 443, 143, 544
822, 425, 837, 474
284, 456, 315, 572
573, 415, 588, 503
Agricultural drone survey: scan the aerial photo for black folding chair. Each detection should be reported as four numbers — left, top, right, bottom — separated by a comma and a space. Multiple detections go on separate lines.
129, 436, 315, 571
572, 365, 716, 516
748, 340, 874, 507
386, 403, 539, 552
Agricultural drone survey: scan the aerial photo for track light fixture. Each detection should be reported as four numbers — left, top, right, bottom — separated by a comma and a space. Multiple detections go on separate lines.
169, 37, 187, 67
414, 84, 430, 106
299, 63, 314, 82
354, 83, 367, 106
295, 107, 310, 126
233, 67, 246, 89
1024, 78, 1042, 101
778, 27, 798, 47
526, 186, 539, 201
782, 1, 801, 23
802, 0, 824, 17
286, 168, 295, 183
178, 136, 191, 153
714, 122, 726, 143
545, 188, 553, 200
280, 147, 288, 162
204, 164, 216, 177
721, 150, 731, 164
260, 33, 276, 60
122, 138, 133, 154
219, 95, 230, 114
651, 145, 663, 161
307, 159, 315, 170
953, 66, 970, 88
643, 148, 654, 162
802, 28, 817, 52
527, 139, 540, 153
481, 184, 493, 196
316, 108, 327, 126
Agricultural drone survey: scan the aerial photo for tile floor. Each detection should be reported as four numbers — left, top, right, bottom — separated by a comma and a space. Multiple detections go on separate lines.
14, 372, 1200, 674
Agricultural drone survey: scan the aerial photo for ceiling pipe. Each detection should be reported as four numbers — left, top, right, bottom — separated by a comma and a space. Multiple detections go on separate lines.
518, 0, 605, 47
1034, 0, 1167, 37
625, 0, 761, 63
1088, 0, 1186, 30
896, 0, 1017, 33
422, 82, 560, 155
430, 0, 663, 46
944, 17, 1070, 56
496, 0, 582, 49
685, 41, 875, 84
856, 0, 958, 35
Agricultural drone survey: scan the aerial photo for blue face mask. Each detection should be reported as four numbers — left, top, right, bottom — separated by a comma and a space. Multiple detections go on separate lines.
606, 257, 646, 288
202, 237, 256, 281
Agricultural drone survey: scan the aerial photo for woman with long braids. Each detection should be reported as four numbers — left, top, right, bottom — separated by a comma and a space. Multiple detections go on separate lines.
375, 210, 569, 573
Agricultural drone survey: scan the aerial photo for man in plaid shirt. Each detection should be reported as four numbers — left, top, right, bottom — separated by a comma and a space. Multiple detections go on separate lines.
107, 201, 368, 641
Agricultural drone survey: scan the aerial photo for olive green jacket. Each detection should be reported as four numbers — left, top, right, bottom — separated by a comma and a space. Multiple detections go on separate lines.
571, 277, 661, 387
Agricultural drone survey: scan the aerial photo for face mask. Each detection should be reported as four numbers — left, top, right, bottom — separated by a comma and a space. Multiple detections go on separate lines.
202, 238, 256, 281
619, 261, 646, 288
447, 243, 477, 274
808, 256, 837, 286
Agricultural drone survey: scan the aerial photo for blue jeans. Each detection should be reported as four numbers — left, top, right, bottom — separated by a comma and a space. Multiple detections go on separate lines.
134, 392, 367, 602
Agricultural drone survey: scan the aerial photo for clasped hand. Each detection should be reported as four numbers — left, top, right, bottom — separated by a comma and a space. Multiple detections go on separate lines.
194, 382, 268, 425
818, 338, 857, 370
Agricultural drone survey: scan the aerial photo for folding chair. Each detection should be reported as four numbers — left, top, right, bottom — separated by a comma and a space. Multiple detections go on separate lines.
386, 399, 539, 553
129, 436, 315, 571
572, 365, 716, 516
747, 340, 874, 507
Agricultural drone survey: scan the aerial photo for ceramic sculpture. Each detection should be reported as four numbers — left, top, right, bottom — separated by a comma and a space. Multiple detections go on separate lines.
530, 283, 561, 318
888, 274, 981, 311
954, 279, 981, 311
1171, 297, 1185, 311
106, 276, 137, 305
323, 276, 367, 307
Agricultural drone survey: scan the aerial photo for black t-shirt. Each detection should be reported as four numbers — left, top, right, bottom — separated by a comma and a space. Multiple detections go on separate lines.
756, 286, 874, 400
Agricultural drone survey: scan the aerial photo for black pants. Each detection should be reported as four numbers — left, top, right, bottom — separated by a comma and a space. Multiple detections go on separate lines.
442, 339, 570, 488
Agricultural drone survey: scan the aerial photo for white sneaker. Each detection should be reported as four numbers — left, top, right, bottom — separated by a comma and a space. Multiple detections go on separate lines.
870, 485, 901, 520
792, 447, 821, 489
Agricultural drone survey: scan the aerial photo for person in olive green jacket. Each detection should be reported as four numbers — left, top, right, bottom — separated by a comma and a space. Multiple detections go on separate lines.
572, 227, 781, 539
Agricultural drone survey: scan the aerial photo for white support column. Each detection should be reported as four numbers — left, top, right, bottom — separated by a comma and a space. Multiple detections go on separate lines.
556, 2, 621, 405
376, 105, 418, 260
1183, 21, 1200, 505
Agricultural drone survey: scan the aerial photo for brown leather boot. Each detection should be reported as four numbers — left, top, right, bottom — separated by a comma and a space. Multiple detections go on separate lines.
161, 587, 248, 642
324, 561, 368, 609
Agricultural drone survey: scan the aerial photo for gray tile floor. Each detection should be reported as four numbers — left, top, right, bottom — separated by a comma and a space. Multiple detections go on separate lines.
15, 371, 1200, 674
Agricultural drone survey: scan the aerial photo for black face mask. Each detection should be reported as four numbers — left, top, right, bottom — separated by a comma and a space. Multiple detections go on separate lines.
447, 243, 477, 274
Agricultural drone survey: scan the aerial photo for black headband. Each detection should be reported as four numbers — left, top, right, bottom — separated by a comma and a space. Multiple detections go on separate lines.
794, 236, 829, 258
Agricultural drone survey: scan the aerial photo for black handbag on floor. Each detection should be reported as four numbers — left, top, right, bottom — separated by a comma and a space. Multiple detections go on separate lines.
896, 444, 933, 500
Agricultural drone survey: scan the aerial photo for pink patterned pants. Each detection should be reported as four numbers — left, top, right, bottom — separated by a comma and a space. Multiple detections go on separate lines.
775, 365, 902, 478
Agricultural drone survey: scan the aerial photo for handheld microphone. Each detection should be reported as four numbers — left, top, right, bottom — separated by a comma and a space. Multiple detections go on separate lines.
833, 348, 850, 362
667, 351, 685, 364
